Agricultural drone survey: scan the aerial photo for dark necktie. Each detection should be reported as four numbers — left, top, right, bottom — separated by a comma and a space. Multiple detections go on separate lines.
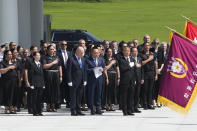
37, 63, 40, 68
126, 57, 130, 62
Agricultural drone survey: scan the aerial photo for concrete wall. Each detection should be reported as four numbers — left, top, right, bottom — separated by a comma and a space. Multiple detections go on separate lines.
18, 0, 31, 48
0, 0, 19, 45
0, 0, 44, 48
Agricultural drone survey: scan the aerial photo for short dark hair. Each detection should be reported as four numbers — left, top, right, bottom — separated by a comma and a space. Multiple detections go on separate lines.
91, 46, 98, 52
122, 46, 130, 51
3, 50, 11, 60
10, 48, 17, 53
17, 45, 23, 52
32, 51, 39, 56
47, 45, 54, 50
30, 45, 38, 51
9, 42, 15, 47
0, 44, 6, 48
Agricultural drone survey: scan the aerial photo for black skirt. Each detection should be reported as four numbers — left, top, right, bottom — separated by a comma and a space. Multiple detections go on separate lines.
0, 77, 3, 105
2, 77, 17, 107
44, 71, 61, 104
102, 71, 118, 105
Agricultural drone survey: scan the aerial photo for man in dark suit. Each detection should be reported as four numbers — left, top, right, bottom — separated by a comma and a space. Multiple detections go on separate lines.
56, 40, 71, 107
131, 47, 144, 113
24, 45, 38, 114
26, 52, 45, 116
86, 47, 105, 115
67, 46, 87, 116
118, 46, 136, 116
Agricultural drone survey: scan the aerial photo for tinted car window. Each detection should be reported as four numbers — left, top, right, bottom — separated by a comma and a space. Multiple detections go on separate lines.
53, 32, 75, 41
75, 33, 88, 41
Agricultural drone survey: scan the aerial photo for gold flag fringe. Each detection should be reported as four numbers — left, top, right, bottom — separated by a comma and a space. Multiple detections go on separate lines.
158, 83, 197, 115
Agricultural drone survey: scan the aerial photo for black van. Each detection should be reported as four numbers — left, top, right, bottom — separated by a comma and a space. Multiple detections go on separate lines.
51, 29, 102, 51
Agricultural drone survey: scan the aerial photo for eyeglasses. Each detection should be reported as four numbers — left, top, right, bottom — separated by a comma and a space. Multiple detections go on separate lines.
62, 44, 67, 46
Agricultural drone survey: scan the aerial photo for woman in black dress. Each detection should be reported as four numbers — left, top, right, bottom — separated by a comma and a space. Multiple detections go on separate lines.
103, 48, 120, 111
42, 45, 62, 112
11, 48, 23, 112
0, 50, 19, 114
21, 49, 30, 109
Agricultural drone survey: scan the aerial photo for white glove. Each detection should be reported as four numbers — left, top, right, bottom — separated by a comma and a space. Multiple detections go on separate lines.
129, 62, 134, 68
43, 86, 45, 89
30, 85, 34, 90
68, 82, 73, 87
84, 81, 87, 86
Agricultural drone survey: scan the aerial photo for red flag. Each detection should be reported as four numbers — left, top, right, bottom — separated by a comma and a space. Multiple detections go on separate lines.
158, 32, 197, 114
184, 20, 197, 42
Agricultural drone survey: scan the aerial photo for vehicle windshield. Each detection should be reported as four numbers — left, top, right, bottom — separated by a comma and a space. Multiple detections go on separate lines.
83, 32, 101, 42
52, 32, 75, 42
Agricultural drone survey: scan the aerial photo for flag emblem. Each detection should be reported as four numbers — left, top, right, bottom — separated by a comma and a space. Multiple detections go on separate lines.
167, 57, 188, 78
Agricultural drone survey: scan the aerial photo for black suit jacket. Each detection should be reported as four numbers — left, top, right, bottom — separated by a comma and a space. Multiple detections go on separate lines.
67, 55, 87, 88
56, 50, 71, 69
134, 57, 144, 82
29, 61, 45, 87
118, 56, 136, 85
57, 50, 72, 82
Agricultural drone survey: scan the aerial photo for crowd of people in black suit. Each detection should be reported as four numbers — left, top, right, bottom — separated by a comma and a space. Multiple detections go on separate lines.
0, 34, 169, 116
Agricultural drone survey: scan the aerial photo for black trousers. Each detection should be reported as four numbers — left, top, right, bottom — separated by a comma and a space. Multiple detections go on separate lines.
27, 88, 33, 113
70, 84, 83, 112
32, 87, 43, 115
154, 74, 162, 101
3, 78, 17, 107
134, 80, 141, 110
60, 70, 68, 103
143, 78, 155, 107
16, 85, 24, 108
81, 85, 88, 105
120, 81, 135, 112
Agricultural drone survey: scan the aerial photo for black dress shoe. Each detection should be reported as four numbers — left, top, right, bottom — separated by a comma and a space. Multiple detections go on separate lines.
38, 113, 43, 116
127, 111, 135, 116
123, 111, 128, 116
77, 111, 85, 116
91, 110, 95, 115
66, 104, 70, 108
96, 110, 103, 115
33, 114, 39, 116
143, 106, 148, 110
148, 106, 155, 110
134, 109, 141, 113
71, 111, 78, 116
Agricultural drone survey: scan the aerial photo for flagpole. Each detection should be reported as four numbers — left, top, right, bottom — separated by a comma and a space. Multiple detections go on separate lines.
181, 14, 197, 27
165, 26, 194, 43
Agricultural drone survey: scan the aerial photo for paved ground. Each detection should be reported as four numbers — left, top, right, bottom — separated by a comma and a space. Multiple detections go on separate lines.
0, 100, 197, 131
